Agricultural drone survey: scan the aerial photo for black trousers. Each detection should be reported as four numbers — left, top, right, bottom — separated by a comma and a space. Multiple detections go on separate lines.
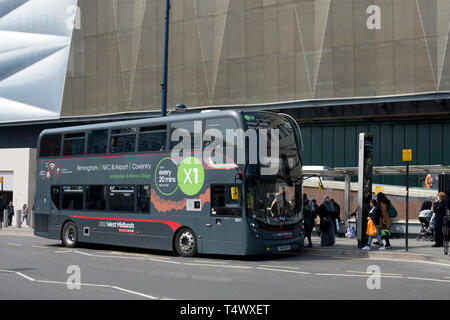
435, 224, 443, 246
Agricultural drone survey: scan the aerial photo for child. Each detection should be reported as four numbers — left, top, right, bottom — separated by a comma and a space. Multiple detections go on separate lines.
362, 199, 385, 251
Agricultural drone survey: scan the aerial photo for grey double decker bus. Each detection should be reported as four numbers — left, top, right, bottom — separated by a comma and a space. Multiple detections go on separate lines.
34, 110, 304, 256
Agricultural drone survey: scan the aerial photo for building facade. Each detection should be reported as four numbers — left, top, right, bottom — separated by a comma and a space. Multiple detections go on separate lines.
60, 0, 450, 118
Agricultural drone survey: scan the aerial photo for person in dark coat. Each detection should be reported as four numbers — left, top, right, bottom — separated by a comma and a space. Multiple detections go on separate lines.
6, 202, 14, 226
318, 196, 335, 246
303, 194, 316, 248
330, 199, 341, 233
431, 192, 448, 247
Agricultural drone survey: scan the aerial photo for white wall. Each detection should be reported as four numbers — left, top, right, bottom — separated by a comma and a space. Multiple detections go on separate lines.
0, 148, 36, 227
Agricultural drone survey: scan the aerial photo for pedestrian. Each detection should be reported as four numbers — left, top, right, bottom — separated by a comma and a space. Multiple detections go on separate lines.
362, 199, 385, 251
318, 196, 336, 247
311, 199, 320, 235
303, 194, 316, 248
431, 192, 447, 248
21, 204, 29, 226
377, 192, 392, 249
330, 199, 341, 233
7, 202, 14, 226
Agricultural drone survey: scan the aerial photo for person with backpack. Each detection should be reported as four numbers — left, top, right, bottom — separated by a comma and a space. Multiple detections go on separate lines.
377, 192, 394, 249
362, 199, 385, 250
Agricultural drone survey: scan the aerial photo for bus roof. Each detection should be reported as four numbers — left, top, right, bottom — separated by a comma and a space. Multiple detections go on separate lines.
38, 109, 247, 137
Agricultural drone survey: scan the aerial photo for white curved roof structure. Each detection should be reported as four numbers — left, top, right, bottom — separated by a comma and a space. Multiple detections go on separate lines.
0, 0, 77, 123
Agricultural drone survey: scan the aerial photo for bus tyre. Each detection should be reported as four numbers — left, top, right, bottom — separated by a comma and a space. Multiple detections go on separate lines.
174, 228, 197, 257
62, 222, 78, 248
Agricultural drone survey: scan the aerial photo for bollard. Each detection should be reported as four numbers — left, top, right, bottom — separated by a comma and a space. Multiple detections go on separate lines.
16, 209, 21, 228
3, 209, 7, 228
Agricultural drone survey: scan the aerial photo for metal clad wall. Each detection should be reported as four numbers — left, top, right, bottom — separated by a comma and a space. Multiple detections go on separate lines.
61, 0, 450, 117
300, 121, 450, 187
444, 124, 450, 165
333, 127, 345, 167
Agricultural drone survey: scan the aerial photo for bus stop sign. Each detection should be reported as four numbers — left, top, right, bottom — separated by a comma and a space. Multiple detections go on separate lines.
402, 149, 412, 162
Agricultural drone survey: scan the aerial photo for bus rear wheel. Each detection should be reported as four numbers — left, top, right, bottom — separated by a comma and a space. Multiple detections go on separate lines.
62, 221, 78, 248
174, 228, 197, 257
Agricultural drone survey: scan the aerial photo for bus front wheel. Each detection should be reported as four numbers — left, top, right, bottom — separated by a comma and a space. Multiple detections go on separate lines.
62, 221, 78, 248
174, 228, 197, 257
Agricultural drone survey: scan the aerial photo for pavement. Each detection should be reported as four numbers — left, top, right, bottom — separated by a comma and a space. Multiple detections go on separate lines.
0, 225, 33, 236
305, 233, 450, 265
1, 226, 449, 265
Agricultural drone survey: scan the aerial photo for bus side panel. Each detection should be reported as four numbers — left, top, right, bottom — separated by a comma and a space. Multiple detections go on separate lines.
62, 214, 174, 251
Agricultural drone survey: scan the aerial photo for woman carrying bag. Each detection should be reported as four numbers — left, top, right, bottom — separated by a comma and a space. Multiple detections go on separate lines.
362, 199, 385, 251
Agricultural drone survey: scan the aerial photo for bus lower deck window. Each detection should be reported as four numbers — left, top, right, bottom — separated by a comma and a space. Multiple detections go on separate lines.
109, 186, 135, 212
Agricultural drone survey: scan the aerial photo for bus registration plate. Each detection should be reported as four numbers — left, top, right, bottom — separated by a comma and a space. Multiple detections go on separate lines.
277, 245, 291, 252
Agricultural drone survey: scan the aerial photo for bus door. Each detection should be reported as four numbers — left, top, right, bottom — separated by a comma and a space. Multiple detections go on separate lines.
50, 186, 61, 225
200, 185, 244, 254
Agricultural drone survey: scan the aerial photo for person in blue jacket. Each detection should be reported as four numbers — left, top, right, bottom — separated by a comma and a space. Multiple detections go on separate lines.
431, 192, 448, 247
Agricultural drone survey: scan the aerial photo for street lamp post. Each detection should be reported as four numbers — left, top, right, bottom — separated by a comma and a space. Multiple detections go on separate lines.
161, 0, 171, 117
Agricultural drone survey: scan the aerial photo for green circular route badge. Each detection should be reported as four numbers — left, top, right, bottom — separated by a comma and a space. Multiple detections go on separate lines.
155, 157, 179, 196
177, 156, 205, 196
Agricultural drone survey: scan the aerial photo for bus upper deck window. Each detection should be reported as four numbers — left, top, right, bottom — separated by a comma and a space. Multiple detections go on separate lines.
39, 134, 61, 158
63, 132, 86, 156
138, 125, 167, 152
87, 129, 108, 154
110, 128, 137, 153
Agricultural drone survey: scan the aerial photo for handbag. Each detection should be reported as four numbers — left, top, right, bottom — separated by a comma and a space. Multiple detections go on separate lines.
366, 218, 377, 236
388, 204, 398, 218
315, 216, 320, 226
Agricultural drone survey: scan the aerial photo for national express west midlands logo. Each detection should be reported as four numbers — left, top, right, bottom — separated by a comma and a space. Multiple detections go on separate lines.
45, 160, 62, 179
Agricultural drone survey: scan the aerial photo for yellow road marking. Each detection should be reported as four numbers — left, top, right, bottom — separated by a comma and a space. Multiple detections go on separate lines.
32, 246, 50, 249
258, 265, 300, 270
346, 270, 403, 277
7, 243, 22, 246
